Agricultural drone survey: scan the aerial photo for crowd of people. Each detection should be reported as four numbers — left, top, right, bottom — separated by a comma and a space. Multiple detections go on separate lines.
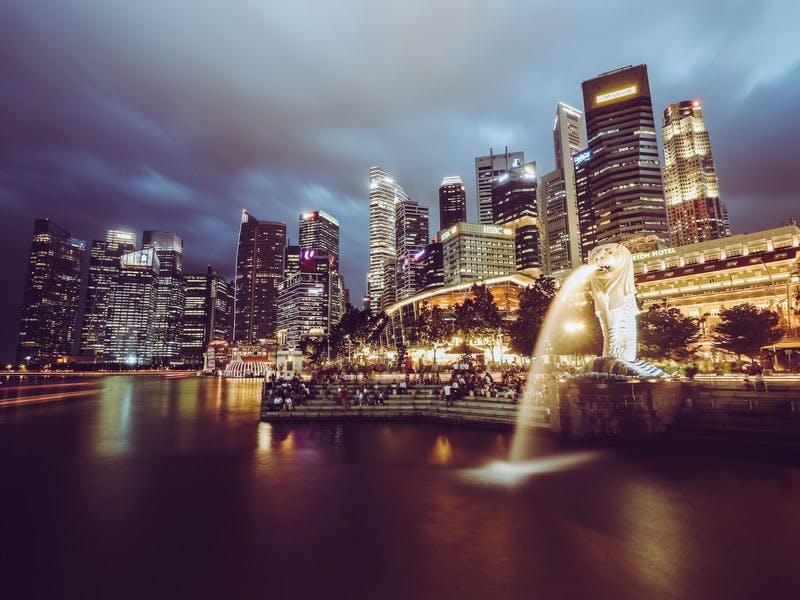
266, 362, 529, 412
263, 373, 313, 411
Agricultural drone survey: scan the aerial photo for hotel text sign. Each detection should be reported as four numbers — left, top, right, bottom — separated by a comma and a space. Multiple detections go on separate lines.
596, 85, 637, 104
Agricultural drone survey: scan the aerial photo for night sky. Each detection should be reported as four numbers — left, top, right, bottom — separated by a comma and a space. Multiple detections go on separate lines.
2, 0, 799, 364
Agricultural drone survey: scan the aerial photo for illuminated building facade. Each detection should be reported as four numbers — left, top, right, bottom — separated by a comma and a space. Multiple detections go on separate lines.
541, 103, 587, 273
143, 231, 185, 366
382, 272, 537, 349
634, 224, 800, 339
17, 219, 84, 366
368, 166, 409, 313
108, 248, 159, 366
395, 198, 430, 301
181, 266, 233, 367
81, 229, 136, 360
417, 241, 444, 291
439, 222, 516, 285
662, 99, 730, 246
438, 176, 466, 230
581, 65, 668, 248
234, 211, 286, 342
491, 161, 543, 272
298, 209, 343, 325
276, 250, 336, 350
299, 210, 339, 260
475, 148, 524, 225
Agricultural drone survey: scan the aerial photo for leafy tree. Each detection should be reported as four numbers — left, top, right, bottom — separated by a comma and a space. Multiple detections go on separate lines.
509, 276, 558, 358
452, 284, 503, 360
712, 303, 782, 360
638, 301, 701, 361
327, 305, 387, 361
415, 304, 453, 366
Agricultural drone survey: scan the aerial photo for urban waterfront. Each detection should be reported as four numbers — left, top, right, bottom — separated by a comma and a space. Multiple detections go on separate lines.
2, 375, 800, 599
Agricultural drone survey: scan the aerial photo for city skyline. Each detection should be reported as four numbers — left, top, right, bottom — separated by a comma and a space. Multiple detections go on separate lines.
2, 1, 799, 362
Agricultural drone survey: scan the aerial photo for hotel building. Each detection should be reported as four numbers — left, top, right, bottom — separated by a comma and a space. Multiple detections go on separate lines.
634, 224, 800, 338
661, 99, 730, 246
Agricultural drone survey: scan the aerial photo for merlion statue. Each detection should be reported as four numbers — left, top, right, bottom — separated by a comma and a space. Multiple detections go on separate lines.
588, 243, 639, 362
586, 243, 666, 378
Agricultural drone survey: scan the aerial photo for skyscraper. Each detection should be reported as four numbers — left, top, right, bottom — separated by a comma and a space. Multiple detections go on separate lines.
662, 99, 730, 246
277, 250, 336, 350
395, 198, 430, 301
81, 229, 136, 360
299, 210, 343, 326
299, 210, 340, 260
181, 266, 233, 367
143, 231, 185, 366
17, 219, 84, 366
475, 148, 524, 224
491, 162, 543, 272
438, 176, 466, 231
234, 211, 286, 342
368, 166, 408, 313
540, 103, 587, 273
108, 248, 159, 366
581, 65, 668, 248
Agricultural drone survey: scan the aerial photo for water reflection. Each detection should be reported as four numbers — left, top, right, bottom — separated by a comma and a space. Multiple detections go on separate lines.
430, 435, 454, 466
463, 451, 605, 486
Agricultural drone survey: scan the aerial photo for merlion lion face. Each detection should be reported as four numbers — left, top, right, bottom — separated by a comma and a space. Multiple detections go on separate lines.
588, 243, 630, 282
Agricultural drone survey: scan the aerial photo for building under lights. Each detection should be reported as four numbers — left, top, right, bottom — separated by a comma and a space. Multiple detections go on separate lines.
438, 176, 466, 231
580, 65, 669, 251
181, 266, 233, 368
16, 219, 84, 366
540, 103, 587, 273
381, 272, 538, 350
143, 231, 185, 366
491, 161, 543, 272
299, 210, 340, 259
395, 198, 430, 302
234, 211, 286, 342
108, 248, 159, 366
439, 222, 516, 285
661, 99, 730, 246
367, 166, 409, 313
276, 250, 338, 351
633, 224, 800, 345
475, 148, 524, 225
81, 229, 137, 360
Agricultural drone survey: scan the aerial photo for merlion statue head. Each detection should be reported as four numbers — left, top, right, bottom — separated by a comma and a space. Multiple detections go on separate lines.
587, 243, 637, 309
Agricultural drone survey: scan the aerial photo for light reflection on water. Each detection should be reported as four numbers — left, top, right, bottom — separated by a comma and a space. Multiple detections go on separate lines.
462, 451, 606, 486
3, 376, 800, 599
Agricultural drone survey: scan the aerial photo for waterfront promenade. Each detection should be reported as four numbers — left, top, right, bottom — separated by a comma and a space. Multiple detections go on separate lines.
262, 377, 800, 461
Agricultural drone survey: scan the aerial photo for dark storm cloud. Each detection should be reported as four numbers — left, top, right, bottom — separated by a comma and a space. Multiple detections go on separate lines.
1, 0, 799, 361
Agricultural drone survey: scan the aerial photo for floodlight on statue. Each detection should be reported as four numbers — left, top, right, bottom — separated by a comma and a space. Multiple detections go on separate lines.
587, 243, 666, 378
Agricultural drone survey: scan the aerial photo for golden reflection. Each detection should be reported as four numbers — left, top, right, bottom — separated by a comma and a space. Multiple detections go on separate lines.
616, 481, 685, 590
257, 422, 273, 453
280, 430, 296, 452
430, 435, 454, 466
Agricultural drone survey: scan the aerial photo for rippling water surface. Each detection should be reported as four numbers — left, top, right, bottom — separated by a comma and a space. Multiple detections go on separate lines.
2, 375, 800, 599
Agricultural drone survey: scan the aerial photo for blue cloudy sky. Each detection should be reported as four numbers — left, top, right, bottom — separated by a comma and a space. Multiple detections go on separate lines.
1, 0, 799, 361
